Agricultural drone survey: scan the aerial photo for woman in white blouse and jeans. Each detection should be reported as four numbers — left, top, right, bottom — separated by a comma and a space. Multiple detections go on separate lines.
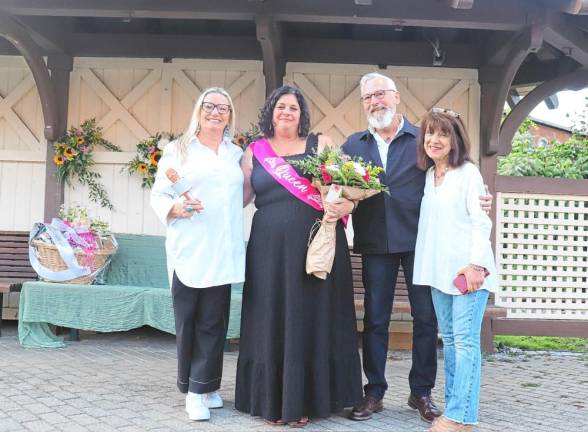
151, 88, 245, 422
413, 109, 498, 432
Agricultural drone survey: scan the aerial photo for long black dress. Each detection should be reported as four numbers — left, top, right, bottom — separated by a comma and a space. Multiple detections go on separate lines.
235, 134, 362, 423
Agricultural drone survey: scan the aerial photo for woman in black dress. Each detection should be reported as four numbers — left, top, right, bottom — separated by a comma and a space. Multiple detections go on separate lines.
235, 85, 362, 426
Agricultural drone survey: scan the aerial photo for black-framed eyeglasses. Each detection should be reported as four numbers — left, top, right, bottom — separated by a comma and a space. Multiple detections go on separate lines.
202, 102, 232, 115
431, 107, 460, 118
360, 89, 396, 103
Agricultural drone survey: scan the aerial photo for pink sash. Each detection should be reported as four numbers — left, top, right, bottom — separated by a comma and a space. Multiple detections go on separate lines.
250, 138, 324, 211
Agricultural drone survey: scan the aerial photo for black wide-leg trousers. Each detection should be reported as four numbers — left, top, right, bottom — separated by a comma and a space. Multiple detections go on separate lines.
171, 272, 231, 394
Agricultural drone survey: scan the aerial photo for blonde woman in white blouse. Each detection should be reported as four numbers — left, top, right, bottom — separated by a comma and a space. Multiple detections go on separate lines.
151, 88, 245, 422
413, 109, 498, 432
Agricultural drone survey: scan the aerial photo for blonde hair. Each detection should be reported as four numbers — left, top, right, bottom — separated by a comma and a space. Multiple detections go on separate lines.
176, 87, 236, 163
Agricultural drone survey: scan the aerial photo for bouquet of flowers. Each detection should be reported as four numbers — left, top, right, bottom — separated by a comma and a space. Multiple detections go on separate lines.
125, 132, 175, 188
234, 124, 263, 149
53, 119, 122, 209
292, 147, 388, 279
30, 205, 117, 284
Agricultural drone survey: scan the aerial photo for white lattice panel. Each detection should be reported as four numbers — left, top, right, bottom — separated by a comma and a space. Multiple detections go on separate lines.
495, 192, 588, 320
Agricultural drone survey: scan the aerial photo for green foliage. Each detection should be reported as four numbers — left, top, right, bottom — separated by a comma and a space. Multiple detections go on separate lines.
498, 126, 588, 179
53, 119, 122, 209
495, 336, 588, 353
291, 146, 388, 192
124, 132, 175, 189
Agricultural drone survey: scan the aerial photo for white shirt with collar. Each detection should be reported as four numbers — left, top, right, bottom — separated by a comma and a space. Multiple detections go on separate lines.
150, 136, 245, 289
369, 116, 404, 172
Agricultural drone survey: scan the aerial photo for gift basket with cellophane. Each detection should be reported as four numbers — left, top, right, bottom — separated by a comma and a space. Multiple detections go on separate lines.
29, 205, 117, 284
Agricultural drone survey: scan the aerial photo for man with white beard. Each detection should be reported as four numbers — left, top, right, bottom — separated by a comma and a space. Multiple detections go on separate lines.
342, 72, 441, 424
342, 73, 492, 424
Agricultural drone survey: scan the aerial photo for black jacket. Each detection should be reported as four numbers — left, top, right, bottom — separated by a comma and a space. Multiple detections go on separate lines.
342, 118, 425, 254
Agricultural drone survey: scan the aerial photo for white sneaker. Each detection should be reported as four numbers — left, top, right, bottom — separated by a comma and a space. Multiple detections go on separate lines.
185, 393, 211, 421
203, 391, 223, 409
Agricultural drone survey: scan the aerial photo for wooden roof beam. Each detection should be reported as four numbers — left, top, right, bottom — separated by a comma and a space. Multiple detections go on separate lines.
445, 0, 474, 9
0, 0, 530, 31
479, 23, 544, 155
500, 68, 588, 155
544, 12, 588, 66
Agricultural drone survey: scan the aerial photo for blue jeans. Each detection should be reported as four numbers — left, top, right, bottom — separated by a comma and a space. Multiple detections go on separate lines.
430, 288, 489, 425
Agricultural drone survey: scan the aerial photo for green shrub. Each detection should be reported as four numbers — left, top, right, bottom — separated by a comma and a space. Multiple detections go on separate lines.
498, 129, 588, 179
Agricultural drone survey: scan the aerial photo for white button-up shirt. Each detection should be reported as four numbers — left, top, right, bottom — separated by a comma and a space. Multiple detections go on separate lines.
150, 136, 245, 289
413, 162, 498, 295
369, 116, 404, 172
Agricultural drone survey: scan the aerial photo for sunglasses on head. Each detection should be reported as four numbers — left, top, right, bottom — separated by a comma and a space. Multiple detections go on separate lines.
431, 107, 460, 118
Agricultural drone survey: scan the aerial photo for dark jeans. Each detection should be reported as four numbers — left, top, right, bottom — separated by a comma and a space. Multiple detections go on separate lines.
361, 252, 438, 399
171, 272, 231, 394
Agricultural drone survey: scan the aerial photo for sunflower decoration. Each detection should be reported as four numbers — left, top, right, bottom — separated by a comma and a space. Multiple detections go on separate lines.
53, 118, 122, 209
234, 123, 263, 150
125, 132, 175, 189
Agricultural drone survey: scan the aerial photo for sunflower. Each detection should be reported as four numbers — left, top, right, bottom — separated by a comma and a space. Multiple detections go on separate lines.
149, 150, 162, 166
54, 142, 67, 150
234, 134, 246, 148
53, 155, 66, 165
64, 147, 78, 160
137, 163, 148, 174
76, 137, 85, 145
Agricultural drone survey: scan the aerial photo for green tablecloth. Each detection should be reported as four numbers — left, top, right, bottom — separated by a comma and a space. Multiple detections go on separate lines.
18, 283, 242, 348
18, 234, 242, 348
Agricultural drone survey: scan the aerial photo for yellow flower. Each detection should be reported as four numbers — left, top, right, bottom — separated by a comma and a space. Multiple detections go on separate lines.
54, 143, 67, 150
77, 137, 85, 145
149, 150, 162, 166
234, 134, 246, 148
53, 155, 65, 165
137, 163, 148, 174
64, 147, 78, 160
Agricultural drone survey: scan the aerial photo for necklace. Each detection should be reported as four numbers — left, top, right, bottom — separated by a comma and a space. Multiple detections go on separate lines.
434, 166, 449, 181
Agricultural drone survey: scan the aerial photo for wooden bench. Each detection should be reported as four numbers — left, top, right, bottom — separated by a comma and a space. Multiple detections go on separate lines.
0, 231, 37, 336
350, 251, 506, 353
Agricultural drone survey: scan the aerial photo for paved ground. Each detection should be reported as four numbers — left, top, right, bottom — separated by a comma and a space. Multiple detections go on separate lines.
0, 321, 586, 432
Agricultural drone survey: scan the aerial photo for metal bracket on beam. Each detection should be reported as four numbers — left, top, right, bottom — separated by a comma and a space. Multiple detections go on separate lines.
256, 14, 285, 96
479, 22, 545, 155
0, 12, 58, 141
444, 0, 475, 9
499, 67, 588, 155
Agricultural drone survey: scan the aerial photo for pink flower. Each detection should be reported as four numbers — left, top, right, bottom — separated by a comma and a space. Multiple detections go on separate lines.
74, 129, 82, 137
363, 172, 370, 181
148, 146, 156, 154
80, 146, 90, 154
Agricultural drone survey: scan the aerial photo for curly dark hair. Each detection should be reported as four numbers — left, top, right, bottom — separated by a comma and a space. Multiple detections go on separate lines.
258, 85, 311, 138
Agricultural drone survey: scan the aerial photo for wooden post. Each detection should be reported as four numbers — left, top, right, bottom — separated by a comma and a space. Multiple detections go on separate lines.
256, 15, 285, 97
44, 54, 73, 221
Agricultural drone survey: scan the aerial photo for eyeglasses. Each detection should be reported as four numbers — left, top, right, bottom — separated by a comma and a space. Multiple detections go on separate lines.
360, 89, 396, 103
202, 102, 232, 115
431, 107, 460, 118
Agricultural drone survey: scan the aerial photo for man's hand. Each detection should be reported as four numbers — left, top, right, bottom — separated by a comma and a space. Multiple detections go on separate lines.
480, 184, 493, 215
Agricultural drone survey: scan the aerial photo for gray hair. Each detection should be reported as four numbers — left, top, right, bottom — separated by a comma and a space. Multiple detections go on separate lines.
360, 72, 397, 94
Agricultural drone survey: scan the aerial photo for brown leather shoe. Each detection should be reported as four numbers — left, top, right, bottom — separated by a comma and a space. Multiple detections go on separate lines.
349, 395, 383, 421
407, 394, 442, 423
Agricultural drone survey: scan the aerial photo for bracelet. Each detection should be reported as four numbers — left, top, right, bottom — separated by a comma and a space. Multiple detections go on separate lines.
351, 200, 359, 213
469, 263, 485, 272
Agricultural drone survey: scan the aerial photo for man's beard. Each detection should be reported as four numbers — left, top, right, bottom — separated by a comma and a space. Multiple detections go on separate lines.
367, 106, 395, 129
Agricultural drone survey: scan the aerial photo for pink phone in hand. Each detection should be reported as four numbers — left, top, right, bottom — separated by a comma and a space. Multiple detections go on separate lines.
453, 269, 490, 294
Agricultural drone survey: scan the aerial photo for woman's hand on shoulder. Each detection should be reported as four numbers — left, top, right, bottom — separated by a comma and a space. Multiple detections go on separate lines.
317, 134, 337, 153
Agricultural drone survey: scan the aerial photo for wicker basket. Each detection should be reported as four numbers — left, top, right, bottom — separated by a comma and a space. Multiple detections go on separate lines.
31, 235, 117, 284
